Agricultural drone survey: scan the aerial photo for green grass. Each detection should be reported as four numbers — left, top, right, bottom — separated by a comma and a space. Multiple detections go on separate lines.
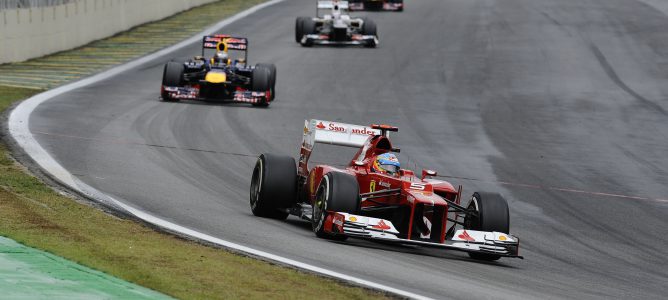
0, 85, 387, 299
0, 86, 41, 107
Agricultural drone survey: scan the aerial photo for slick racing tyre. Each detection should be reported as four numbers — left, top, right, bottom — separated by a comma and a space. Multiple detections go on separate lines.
249, 154, 297, 219
312, 172, 360, 240
251, 67, 271, 107
464, 192, 510, 261
361, 18, 378, 48
161, 61, 184, 101
301, 18, 317, 47
256, 63, 277, 100
393, 0, 404, 12
295, 17, 309, 43
362, 18, 377, 36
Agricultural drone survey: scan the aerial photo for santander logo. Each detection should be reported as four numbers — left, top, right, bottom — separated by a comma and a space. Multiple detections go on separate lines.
315, 122, 347, 133
329, 123, 346, 132
351, 127, 376, 136
315, 121, 376, 135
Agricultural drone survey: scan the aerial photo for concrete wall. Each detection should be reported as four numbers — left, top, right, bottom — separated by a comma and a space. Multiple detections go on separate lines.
0, 0, 218, 64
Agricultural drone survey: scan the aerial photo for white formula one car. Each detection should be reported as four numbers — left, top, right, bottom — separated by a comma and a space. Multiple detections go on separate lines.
295, 0, 379, 47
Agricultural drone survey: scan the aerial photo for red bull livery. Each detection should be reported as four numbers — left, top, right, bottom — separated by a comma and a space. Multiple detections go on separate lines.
160, 35, 277, 107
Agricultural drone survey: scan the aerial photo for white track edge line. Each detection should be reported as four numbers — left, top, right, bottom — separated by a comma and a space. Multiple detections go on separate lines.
7, 1, 432, 299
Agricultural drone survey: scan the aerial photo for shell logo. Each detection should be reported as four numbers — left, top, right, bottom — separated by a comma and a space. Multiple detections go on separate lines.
499, 235, 507, 241
349, 216, 357, 222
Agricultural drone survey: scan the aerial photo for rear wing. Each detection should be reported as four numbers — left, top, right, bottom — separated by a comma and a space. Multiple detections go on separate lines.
317, 0, 349, 16
317, 0, 349, 9
303, 119, 381, 149
201, 35, 248, 55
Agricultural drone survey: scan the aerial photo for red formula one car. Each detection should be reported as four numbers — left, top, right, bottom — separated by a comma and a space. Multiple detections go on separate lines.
349, 0, 404, 11
250, 120, 522, 260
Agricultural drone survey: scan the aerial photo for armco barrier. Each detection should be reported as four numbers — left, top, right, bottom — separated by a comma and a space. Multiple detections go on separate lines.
0, 0, 217, 64
1, 1, 76, 10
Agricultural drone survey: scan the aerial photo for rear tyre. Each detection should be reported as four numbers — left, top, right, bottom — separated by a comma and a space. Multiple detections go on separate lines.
301, 19, 317, 47
256, 63, 277, 100
464, 192, 510, 261
312, 172, 360, 240
394, 0, 404, 11
161, 62, 184, 101
249, 154, 297, 219
251, 67, 271, 107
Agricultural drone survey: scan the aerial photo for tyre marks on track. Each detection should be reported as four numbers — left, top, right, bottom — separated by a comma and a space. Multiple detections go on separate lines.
32, 130, 255, 158
33, 128, 668, 203
436, 174, 668, 203
589, 43, 667, 116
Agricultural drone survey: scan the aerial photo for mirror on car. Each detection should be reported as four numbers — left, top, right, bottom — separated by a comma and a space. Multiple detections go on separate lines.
421, 169, 437, 180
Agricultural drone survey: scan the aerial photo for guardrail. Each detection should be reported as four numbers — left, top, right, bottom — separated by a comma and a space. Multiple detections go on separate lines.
0, 0, 217, 64
0, 0, 75, 10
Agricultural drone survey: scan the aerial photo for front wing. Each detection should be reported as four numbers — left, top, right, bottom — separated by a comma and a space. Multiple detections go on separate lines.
162, 85, 268, 104
324, 212, 523, 258
301, 34, 378, 47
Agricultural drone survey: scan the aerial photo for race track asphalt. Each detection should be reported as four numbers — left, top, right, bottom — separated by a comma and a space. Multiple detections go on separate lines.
26, 0, 668, 298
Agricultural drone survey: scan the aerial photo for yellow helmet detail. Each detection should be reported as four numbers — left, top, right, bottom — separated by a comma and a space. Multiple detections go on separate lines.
216, 40, 229, 53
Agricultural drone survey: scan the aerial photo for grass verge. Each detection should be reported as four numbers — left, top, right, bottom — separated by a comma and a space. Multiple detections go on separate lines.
0, 85, 387, 299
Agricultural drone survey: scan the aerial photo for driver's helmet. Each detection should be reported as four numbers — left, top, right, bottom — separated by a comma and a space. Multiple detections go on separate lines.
212, 51, 228, 65
372, 153, 400, 175
332, 4, 341, 18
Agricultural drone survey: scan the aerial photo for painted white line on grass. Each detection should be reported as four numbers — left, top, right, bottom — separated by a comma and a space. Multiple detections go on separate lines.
7, 1, 431, 299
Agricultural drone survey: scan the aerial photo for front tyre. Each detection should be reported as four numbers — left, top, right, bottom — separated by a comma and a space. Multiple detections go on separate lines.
295, 17, 308, 43
312, 172, 360, 240
362, 18, 377, 37
161, 61, 184, 101
256, 63, 277, 100
361, 18, 378, 48
301, 18, 317, 47
249, 154, 297, 219
464, 192, 510, 261
251, 67, 271, 107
